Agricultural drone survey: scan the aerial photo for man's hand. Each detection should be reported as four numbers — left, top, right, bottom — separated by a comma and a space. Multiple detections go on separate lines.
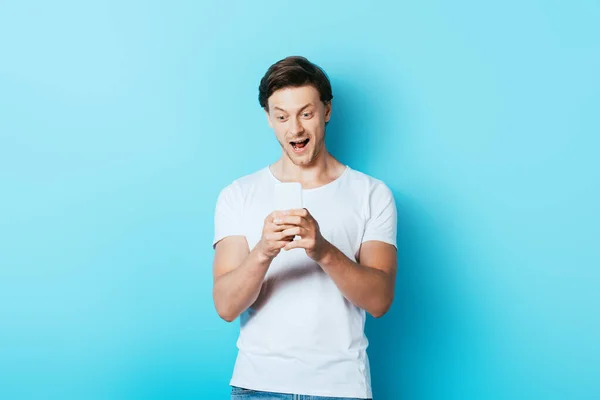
274, 208, 333, 263
256, 211, 298, 261
272, 208, 397, 318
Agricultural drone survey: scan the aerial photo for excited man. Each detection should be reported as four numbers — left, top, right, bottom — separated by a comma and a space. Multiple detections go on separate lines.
212, 56, 397, 400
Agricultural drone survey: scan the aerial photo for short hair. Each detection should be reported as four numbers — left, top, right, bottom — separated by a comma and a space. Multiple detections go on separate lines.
258, 56, 333, 110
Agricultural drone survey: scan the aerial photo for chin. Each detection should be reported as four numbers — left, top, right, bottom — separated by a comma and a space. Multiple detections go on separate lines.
288, 152, 314, 166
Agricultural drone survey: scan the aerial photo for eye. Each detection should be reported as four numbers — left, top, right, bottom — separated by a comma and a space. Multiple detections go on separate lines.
277, 115, 287, 121
302, 112, 313, 118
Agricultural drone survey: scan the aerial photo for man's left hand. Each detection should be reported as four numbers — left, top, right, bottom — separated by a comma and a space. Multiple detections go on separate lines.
273, 208, 332, 262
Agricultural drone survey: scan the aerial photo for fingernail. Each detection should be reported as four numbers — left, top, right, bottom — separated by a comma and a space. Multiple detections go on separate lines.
274, 219, 282, 224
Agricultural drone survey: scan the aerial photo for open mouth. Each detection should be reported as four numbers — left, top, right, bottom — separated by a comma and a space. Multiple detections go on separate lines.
290, 138, 310, 153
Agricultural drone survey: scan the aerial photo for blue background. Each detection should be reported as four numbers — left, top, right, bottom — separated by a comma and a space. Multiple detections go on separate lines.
1, 1, 598, 399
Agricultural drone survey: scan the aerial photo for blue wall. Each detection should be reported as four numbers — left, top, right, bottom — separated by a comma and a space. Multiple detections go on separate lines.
1, 1, 598, 399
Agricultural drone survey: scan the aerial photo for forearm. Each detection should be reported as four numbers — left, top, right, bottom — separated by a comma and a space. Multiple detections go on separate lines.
318, 244, 395, 318
213, 246, 271, 322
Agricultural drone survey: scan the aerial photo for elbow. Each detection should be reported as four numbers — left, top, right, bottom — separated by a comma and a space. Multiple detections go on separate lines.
219, 313, 236, 323
370, 309, 387, 319
370, 298, 393, 319
214, 301, 237, 323
216, 308, 236, 323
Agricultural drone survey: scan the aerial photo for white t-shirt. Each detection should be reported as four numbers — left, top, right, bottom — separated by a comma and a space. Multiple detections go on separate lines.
212, 165, 397, 399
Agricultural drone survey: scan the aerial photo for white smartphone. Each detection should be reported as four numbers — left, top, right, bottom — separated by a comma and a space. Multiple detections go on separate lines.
273, 182, 303, 242
273, 182, 303, 212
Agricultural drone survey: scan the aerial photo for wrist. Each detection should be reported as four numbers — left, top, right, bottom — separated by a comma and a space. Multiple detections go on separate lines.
317, 240, 336, 265
254, 240, 274, 265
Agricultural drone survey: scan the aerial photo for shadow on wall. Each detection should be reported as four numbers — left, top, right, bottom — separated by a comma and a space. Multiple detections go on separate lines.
367, 195, 467, 400
325, 64, 493, 400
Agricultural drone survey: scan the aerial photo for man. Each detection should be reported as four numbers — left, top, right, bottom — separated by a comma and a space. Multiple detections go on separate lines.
212, 56, 397, 400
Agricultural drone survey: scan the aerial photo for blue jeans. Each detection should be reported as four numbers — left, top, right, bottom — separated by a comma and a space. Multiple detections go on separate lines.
231, 386, 372, 400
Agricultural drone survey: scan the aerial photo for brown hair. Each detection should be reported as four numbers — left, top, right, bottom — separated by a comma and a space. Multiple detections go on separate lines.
258, 56, 333, 110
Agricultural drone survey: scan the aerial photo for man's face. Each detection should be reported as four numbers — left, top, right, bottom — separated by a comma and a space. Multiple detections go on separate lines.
266, 85, 331, 167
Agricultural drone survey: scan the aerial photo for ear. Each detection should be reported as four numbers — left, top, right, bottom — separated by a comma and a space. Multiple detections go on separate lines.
265, 108, 273, 128
324, 101, 332, 123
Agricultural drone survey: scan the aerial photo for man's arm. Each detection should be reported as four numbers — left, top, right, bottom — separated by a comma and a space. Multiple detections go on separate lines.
277, 208, 397, 318
317, 240, 397, 318
212, 211, 298, 322
212, 236, 271, 322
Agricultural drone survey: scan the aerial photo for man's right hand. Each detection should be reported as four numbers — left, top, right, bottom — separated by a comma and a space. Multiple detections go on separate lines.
257, 211, 296, 261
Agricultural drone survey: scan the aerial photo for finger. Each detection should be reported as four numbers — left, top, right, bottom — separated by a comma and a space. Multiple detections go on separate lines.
280, 226, 305, 238
276, 215, 306, 227
270, 223, 297, 232
285, 208, 310, 218
283, 238, 311, 251
269, 210, 289, 223
265, 238, 294, 251
266, 232, 293, 241
271, 231, 299, 241
275, 239, 293, 248
266, 211, 281, 222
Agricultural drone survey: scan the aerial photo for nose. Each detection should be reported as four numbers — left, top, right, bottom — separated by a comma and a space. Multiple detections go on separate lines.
289, 116, 304, 136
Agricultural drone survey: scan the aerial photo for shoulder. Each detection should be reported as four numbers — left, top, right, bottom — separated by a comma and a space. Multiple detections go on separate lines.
217, 166, 271, 200
234, 166, 271, 189
344, 167, 393, 197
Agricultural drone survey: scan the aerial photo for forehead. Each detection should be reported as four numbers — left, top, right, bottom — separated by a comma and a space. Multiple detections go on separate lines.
268, 85, 321, 111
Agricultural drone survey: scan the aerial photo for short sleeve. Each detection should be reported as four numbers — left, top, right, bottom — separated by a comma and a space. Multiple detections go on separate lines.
212, 182, 245, 248
361, 182, 397, 248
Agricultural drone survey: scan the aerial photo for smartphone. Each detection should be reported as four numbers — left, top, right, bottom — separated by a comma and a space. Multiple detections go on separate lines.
273, 182, 303, 242
273, 182, 303, 212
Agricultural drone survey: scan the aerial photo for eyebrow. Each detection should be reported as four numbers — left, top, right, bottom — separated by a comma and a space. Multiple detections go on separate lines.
273, 103, 314, 113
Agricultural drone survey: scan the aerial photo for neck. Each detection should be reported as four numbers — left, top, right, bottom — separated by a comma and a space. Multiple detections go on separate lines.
271, 147, 345, 189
